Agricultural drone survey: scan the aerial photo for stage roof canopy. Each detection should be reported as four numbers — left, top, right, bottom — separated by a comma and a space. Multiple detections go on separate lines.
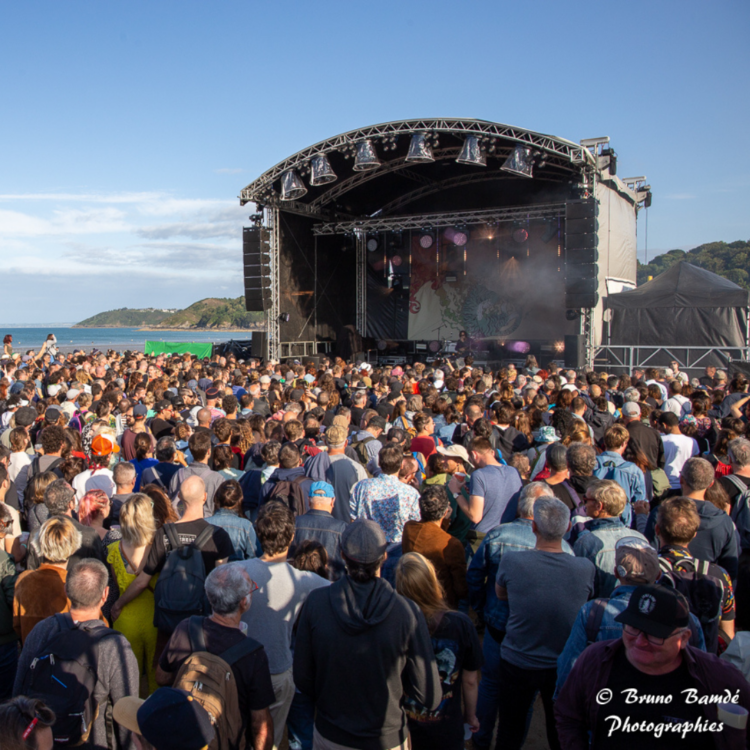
238, 118, 624, 221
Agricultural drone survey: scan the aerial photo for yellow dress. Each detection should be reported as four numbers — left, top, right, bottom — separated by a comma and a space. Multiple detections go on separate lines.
107, 541, 159, 696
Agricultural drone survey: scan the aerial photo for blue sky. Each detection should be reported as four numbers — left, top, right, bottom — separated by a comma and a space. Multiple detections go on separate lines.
1, 1, 748, 322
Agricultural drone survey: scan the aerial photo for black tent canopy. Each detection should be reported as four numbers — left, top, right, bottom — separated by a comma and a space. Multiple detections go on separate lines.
606, 262, 750, 347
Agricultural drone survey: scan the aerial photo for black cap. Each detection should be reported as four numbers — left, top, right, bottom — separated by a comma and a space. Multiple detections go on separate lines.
155, 399, 172, 412
341, 519, 387, 564
615, 584, 690, 639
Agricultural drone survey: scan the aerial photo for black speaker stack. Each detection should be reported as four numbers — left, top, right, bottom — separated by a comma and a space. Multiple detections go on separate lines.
564, 200, 599, 310
243, 226, 272, 312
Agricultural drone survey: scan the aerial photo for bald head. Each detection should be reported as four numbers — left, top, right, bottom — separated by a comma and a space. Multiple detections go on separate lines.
197, 408, 212, 427
180, 476, 207, 507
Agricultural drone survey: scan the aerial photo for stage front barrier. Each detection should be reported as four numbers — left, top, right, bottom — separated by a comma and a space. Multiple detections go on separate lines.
594, 344, 750, 376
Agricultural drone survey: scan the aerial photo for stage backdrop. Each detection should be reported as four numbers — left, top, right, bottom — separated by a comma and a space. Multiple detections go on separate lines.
405, 223, 576, 343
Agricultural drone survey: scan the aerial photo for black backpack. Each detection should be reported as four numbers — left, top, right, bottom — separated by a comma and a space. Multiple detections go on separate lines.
153, 524, 214, 633
659, 556, 724, 654
21, 614, 116, 746
350, 435, 375, 466
268, 475, 307, 516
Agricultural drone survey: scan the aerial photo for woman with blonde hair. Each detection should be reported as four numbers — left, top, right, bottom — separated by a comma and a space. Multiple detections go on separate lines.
13, 517, 81, 643
395, 552, 482, 749
106, 493, 159, 695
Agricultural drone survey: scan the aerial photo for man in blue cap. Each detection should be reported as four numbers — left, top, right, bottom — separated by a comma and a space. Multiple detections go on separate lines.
114, 687, 215, 750
291, 481, 347, 580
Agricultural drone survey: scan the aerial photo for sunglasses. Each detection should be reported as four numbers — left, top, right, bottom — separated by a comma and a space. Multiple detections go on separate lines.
623, 624, 684, 646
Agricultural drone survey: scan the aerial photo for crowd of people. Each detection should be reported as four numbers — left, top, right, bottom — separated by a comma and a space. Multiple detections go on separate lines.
1, 344, 750, 750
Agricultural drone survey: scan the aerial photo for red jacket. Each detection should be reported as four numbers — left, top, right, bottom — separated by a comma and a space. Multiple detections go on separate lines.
555, 638, 750, 750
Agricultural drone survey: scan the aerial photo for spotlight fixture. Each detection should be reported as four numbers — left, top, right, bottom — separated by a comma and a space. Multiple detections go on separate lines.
353, 140, 381, 171
405, 133, 435, 163
453, 231, 468, 247
309, 154, 337, 186
419, 233, 434, 249
280, 170, 307, 201
512, 228, 528, 243
456, 135, 486, 167
554, 341, 565, 353
367, 237, 379, 252
278, 312, 291, 323
249, 213, 263, 227
392, 255, 402, 267
501, 145, 534, 178
565, 309, 581, 321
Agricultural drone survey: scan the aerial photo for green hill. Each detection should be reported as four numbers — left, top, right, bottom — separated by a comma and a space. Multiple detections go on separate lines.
638, 240, 750, 288
74, 298, 264, 329
73, 308, 176, 328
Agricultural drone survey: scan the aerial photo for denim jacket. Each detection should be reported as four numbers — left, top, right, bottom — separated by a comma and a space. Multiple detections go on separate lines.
206, 509, 259, 561
572, 517, 648, 598
555, 584, 706, 695
291, 509, 347, 580
593, 451, 646, 511
467, 518, 573, 632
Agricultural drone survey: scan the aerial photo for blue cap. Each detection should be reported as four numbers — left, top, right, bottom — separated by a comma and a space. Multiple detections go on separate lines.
309, 481, 335, 498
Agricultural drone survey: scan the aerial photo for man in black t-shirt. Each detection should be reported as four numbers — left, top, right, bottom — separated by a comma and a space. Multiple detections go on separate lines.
556, 585, 750, 750
109, 475, 233, 625
157, 564, 275, 749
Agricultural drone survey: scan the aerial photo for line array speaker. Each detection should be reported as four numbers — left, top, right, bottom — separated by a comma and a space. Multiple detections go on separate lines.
243, 226, 272, 312
564, 200, 599, 309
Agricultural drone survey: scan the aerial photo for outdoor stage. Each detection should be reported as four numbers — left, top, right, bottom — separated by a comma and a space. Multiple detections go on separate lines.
239, 119, 650, 367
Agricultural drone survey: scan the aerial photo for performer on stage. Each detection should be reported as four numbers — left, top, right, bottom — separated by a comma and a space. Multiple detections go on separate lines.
455, 330, 471, 356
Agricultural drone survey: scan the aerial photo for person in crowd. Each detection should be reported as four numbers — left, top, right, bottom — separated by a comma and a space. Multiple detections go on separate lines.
72, 433, 118, 500
25, 471, 56, 535
110, 460, 137, 524
493, 497, 595, 750
401, 484, 467, 609
396, 552, 482, 749
14, 559, 140, 750
140, 436, 182, 490
658, 410, 700, 492
541, 443, 580, 510
462, 436, 523, 548
350, 413, 386, 468
655, 497, 736, 650
156, 564, 275, 750
26, 479, 106, 571
0, 504, 19, 697
237, 501, 329, 750
259, 443, 313, 508
293, 519, 441, 750
321, 424, 366, 523
78, 488, 111, 542
621, 401, 666, 470
350, 444, 421, 543
206, 479, 258, 561
555, 585, 750, 748
573, 480, 648, 597
114, 687, 216, 750
593, 425, 646, 520
106, 493, 160, 696
168, 431, 224, 515
0, 696, 56, 750
290, 481, 347, 580
130, 433, 159, 492
721, 437, 750, 554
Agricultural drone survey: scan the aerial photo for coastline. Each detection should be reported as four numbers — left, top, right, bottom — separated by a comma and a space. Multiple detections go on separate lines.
136, 327, 264, 333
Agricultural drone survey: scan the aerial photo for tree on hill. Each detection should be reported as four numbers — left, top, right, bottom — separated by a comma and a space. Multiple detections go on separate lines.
637, 240, 750, 288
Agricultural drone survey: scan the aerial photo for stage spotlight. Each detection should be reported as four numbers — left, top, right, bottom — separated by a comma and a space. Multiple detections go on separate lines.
278, 312, 291, 323
280, 170, 307, 201
443, 228, 456, 243
428, 340, 441, 353
392, 255, 402, 266
377, 339, 388, 351
542, 220, 558, 244
453, 231, 468, 247
309, 154, 337, 186
406, 133, 435, 163
512, 228, 528, 243
554, 341, 565, 353
456, 135, 486, 167
419, 233, 434, 249
507, 341, 531, 354
501, 145, 534, 178
566, 309, 581, 321
353, 140, 381, 171
367, 237, 379, 252
644, 191, 652, 208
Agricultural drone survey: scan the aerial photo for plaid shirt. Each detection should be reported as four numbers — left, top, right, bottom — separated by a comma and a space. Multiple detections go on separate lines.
350, 473, 420, 543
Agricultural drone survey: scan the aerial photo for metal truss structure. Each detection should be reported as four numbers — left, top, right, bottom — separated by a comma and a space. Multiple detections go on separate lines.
239, 119, 595, 208
265, 208, 281, 362
594, 345, 750, 374
312, 203, 567, 236
355, 230, 367, 336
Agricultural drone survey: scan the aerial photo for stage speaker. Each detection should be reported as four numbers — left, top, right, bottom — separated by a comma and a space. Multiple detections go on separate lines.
565, 199, 599, 309
251, 332, 267, 360
564, 334, 587, 369
243, 226, 272, 312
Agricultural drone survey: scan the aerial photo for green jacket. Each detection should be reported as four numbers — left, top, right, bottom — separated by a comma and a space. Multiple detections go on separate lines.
422, 473, 472, 546
0, 548, 19, 645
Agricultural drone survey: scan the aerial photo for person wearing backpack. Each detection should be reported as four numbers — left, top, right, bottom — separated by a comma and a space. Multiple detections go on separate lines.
13, 559, 139, 750
259, 444, 312, 516
237, 502, 329, 750
156, 564, 275, 750
655, 497, 735, 654
349, 414, 385, 468
556, 538, 706, 694
110, 476, 234, 655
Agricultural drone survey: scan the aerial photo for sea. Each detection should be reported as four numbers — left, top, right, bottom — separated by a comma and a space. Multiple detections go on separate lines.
0, 326, 251, 354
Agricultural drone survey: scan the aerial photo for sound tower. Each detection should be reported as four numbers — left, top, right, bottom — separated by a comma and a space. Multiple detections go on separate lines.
243, 226, 272, 312
251, 332, 267, 360
564, 200, 599, 309
564, 334, 587, 369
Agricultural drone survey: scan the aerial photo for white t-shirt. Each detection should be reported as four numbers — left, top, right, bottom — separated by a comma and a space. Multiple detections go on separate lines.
72, 468, 115, 502
661, 433, 699, 489
662, 394, 691, 418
